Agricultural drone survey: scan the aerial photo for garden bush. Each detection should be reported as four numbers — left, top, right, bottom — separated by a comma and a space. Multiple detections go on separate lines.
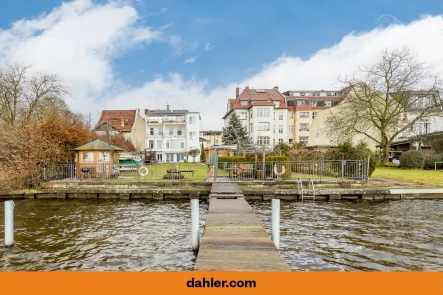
400, 150, 425, 169
423, 153, 443, 170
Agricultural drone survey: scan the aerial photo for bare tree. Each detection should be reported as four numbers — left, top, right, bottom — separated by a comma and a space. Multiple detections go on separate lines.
0, 63, 68, 125
326, 48, 443, 162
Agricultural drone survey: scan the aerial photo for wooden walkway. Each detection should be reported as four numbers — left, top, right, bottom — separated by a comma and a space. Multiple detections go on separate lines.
194, 183, 290, 271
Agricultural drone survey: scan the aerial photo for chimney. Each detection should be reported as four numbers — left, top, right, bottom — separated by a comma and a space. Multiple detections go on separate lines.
166, 103, 170, 111
236, 87, 239, 98
245, 86, 249, 90
273, 86, 279, 90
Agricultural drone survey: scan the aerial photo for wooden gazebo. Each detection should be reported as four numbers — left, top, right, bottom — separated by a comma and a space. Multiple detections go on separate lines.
73, 140, 123, 179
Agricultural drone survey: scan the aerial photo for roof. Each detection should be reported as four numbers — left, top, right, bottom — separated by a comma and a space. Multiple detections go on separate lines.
199, 137, 209, 142
223, 87, 287, 119
95, 110, 137, 132
73, 140, 124, 151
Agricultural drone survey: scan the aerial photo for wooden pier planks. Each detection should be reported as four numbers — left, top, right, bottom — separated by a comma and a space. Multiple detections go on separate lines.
194, 182, 290, 271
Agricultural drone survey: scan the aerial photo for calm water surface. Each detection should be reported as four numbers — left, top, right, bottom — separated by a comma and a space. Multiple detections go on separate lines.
249, 200, 443, 271
0, 200, 207, 271
1, 199, 442, 271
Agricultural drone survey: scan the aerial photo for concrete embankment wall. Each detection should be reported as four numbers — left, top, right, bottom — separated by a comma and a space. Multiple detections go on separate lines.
1, 181, 443, 201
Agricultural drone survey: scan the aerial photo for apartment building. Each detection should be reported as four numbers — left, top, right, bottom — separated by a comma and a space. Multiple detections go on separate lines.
222, 86, 288, 148
283, 90, 345, 145
200, 130, 223, 147
144, 105, 201, 163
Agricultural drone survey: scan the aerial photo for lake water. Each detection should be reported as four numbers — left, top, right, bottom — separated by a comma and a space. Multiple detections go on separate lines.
1, 199, 442, 271
249, 200, 443, 271
0, 200, 207, 271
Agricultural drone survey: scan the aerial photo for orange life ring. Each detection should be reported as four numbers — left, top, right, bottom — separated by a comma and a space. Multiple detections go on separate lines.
274, 165, 285, 176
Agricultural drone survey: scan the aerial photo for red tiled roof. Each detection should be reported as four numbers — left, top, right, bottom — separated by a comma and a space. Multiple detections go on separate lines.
95, 110, 137, 132
223, 88, 287, 118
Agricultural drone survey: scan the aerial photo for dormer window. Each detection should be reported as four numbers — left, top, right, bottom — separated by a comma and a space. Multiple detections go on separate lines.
267, 93, 275, 96
250, 93, 258, 96
240, 101, 248, 106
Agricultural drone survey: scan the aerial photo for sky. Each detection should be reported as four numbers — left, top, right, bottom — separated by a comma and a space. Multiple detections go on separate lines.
1, 0, 443, 130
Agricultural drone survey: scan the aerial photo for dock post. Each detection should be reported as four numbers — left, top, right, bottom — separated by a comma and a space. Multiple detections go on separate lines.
191, 199, 199, 250
4, 200, 14, 247
272, 199, 280, 249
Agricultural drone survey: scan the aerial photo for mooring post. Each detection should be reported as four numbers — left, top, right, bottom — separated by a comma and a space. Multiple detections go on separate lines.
272, 199, 280, 249
4, 200, 14, 247
191, 199, 199, 250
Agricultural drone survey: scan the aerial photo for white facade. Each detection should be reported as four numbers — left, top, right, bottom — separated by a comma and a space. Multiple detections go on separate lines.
145, 109, 201, 163
225, 106, 288, 148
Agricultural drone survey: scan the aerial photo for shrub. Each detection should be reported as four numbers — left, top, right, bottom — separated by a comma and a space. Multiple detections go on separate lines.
424, 153, 443, 170
400, 150, 425, 169
383, 162, 395, 167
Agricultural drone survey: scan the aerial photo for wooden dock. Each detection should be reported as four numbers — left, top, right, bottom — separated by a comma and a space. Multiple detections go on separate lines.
194, 182, 290, 271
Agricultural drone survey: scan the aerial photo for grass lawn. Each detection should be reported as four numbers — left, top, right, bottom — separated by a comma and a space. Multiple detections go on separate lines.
372, 167, 443, 187
110, 163, 210, 181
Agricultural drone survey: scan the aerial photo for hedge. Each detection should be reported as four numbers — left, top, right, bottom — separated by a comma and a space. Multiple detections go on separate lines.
424, 153, 443, 169
400, 150, 425, 169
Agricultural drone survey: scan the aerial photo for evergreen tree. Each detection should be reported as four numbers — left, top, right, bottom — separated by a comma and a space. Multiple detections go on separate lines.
200, 142, 206, 162
222, 112, 249, 145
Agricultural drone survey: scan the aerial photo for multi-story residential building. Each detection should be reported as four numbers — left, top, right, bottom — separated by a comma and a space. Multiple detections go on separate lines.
283, 90, 345, 145
222, 86, 288, 148
308, 90, 443, 150
94, 109, 146, 151
200, 130, 223, 147
144, 105, 201, 163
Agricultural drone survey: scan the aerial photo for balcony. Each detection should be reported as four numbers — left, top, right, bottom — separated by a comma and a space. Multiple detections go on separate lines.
147, 116, 186, 124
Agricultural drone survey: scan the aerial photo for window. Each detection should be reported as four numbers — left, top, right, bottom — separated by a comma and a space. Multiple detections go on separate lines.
166, 142, 170, 149
189, 132, 196, 140
257, 136, 270, 145
82, 152, 93, 162
299, 112, 309, 118
169, 128, 173, 135
215, 139, 219, 144
289, 125, 294, 133
274, 101, 280, 108
297, 100, 306, 106
279, 125, 283, 134
250, 93, 258, 96
149, 140, 154, 149
239, 111, 248, 120
289, 139, 293, 144
250, 123, 252, 132
157, 140, 162, 150
99, 152, 109, 162
279, 138, 284, 143
181, 142, 185, 149
299, 123, 309, 131
299, 136, 309, 144
257, 122, 270, 131
177, 128, 182, 136
240, 101, 248, 106
158, 129, 163, 136
267, 93, 276, 96
300, 92, 305, 96
312, 112, 317, 119
309, 100, 317, 106
189, 116, 196, 124
289, 112, 294, 119
150, 128, 154, 136
325, 101, 332, 107
279, 112, 283, 120
257, 108, 270, 117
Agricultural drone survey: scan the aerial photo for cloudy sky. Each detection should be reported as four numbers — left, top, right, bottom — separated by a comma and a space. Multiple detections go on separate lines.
1, 0, 443, 129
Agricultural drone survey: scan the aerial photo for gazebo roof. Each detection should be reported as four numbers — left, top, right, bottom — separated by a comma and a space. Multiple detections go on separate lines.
73, 139, 124, 151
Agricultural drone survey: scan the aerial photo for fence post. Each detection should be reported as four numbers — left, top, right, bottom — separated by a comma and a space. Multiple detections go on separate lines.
341, 160, 345, 179
191, 199, 200, 251
214, 148, 218, 181
272, 199, 280, 249
4, 200, 14, 247
262, 148, 265, 180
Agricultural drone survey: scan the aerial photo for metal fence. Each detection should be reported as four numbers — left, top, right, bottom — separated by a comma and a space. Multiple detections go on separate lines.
40, 160, 367, 182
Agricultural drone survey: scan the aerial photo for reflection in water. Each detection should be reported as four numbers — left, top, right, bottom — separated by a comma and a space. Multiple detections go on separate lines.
249, 200, 443, 271
0, 200, 207, 271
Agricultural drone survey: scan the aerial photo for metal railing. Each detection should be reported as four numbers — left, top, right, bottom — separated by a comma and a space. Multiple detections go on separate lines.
40, 160, 367, 182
